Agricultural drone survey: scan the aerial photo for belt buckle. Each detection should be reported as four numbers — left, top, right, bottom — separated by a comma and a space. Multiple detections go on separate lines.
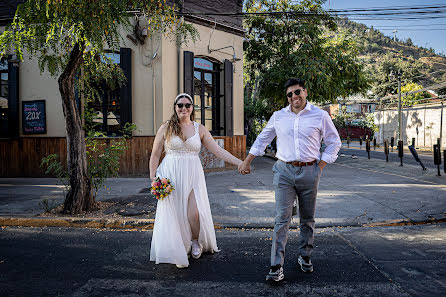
292, 161, 302, 167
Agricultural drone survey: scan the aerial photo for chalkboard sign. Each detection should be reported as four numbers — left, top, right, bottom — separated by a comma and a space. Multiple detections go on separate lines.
22, 100, 47, 134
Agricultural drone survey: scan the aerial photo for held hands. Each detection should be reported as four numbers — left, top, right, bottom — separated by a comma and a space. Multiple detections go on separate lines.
238, 160, 251, 175
318, 160, 327, 172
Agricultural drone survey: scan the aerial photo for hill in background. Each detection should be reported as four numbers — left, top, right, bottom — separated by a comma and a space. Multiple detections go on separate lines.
335, 18, 446, 96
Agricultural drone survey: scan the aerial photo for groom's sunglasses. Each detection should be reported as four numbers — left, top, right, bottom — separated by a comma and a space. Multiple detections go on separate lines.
286, 89, 304, 98
176, 103, 192, 109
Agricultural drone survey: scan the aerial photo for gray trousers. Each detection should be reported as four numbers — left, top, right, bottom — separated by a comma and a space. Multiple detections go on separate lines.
271, 160, 321, 267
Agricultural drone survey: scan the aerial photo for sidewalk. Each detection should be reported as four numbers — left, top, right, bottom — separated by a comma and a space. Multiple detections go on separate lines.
1, 155, 445, 229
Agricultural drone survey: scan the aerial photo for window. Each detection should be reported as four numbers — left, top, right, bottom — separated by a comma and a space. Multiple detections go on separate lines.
184, 51, 233, 136
87, 48, 132, 136
0, 60, 8, 137
193, 57, 222, 135
90, 53, 122, 136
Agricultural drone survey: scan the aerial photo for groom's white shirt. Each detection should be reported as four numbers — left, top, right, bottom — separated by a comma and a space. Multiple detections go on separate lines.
249, 102, 341, 163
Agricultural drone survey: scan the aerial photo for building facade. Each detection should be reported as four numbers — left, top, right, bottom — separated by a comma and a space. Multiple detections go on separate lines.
0, 0, 246, 177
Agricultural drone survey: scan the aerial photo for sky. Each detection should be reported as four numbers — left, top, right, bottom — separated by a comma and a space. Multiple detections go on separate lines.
323, 0, 446, 55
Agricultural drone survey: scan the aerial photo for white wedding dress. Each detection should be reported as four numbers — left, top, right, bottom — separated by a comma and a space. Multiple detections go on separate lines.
150, 121, 219, 266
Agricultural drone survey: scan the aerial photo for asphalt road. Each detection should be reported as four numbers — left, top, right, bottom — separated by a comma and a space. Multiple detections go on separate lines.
1, 224, 445, 297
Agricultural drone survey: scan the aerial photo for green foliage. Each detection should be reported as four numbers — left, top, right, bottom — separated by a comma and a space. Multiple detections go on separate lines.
1, 0, 198, 211
0, 0, 199, 113
333, 112, 377, 136
332, 114, 347, 129
41, 153, 70, 189
86, 122, 136, 197
41, 123, 137, 199
369, 53, 428, 97
244, 95, 270, 145
354, 114, 378, 132
401, 83, 431, 106
243, 0, 370, 120
38, 198, 58, 213
0, 0, 198, 70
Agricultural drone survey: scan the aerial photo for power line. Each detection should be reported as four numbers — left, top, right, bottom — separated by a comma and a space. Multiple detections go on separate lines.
366, 23, 446, 27
180, 5, 446, 17
321, 3, 446, 11
344, 15, 446, 21
378, 28, 446, 31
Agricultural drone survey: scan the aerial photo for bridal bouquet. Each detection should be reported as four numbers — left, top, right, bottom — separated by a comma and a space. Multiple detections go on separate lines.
150, 177, 174, 200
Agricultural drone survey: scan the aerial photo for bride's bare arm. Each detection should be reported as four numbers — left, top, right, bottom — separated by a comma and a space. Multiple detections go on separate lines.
200, 124, 243, 166
149, 123, 168, 180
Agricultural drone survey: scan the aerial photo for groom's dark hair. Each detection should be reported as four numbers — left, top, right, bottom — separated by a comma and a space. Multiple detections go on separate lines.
284, 78, 305, 91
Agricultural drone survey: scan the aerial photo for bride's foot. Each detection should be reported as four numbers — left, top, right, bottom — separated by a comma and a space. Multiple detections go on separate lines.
191, 239, 203, 259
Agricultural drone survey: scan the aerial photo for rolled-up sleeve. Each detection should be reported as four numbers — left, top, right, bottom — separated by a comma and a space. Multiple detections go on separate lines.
320, 112, 342, 163
249, 113, 277, 156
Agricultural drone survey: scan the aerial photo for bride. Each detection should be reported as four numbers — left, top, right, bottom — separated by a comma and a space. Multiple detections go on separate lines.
149, 93, 243, 268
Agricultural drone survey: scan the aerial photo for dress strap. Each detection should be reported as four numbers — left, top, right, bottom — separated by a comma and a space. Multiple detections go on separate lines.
194, 121, 199, 135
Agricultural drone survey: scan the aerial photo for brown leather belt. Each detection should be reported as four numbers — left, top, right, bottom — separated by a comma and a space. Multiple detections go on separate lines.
286, 160, 316, 167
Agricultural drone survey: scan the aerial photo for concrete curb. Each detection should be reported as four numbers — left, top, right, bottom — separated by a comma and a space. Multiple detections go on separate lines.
1, 215, 445, 230
0, 216, 155, 230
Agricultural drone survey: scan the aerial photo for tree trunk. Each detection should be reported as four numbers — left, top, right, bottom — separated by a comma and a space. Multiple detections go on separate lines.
58, 42, 94, 214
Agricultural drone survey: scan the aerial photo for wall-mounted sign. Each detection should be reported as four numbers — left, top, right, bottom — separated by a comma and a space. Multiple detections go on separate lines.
194, 58, 213, 70
22, 100, 46, 134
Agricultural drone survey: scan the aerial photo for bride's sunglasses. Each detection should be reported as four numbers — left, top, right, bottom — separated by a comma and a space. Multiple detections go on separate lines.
176, 103, 192, 109
286, 89, 304, 98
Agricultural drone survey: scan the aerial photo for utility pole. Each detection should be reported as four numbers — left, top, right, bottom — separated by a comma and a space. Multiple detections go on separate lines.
397, 70, 402, 142
440, 101, 444, 147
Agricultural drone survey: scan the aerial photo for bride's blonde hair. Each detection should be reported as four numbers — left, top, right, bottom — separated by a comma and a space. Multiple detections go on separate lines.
165, 93, 195, 143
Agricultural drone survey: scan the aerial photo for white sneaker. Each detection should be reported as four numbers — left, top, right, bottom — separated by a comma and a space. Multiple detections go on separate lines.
176, 264, 188, 269
191, 240, 203, 259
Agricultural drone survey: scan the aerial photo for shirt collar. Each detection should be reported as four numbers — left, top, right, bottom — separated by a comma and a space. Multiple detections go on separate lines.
286, 101, 313, 114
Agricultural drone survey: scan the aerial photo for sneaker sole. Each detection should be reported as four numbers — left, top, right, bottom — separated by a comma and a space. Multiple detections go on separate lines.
191, 252, 202, 259
298, 257, 314, 273
300, 266, 313, 273
266, 274, 284, 282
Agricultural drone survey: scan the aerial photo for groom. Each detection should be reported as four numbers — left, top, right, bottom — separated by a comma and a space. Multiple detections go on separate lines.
239, 78, 341, 282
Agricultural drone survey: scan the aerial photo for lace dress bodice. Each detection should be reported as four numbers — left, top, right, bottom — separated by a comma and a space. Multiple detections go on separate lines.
164, 122, 201, 156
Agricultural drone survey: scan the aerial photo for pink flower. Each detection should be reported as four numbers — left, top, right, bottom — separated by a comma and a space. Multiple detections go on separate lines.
166, 185, 171, 192
151, 180, 157, 188
151, 190, 156, 195
161, 178, 168, 185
